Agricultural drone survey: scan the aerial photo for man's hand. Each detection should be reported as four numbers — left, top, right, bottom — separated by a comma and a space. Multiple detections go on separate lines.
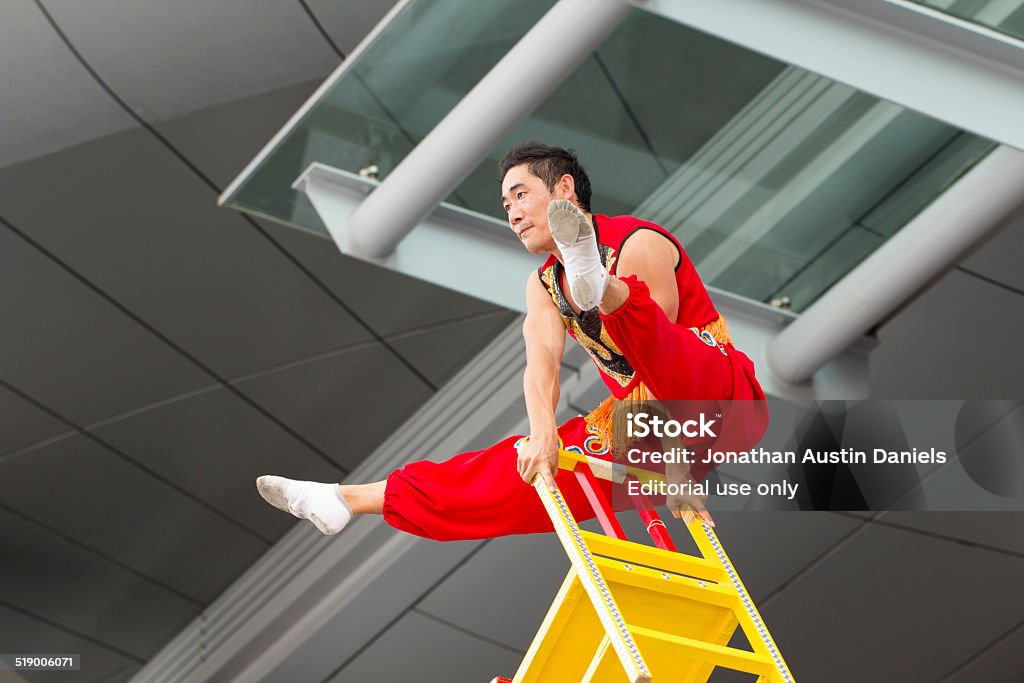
517, 432, 559, 491
665, 463, 715, 527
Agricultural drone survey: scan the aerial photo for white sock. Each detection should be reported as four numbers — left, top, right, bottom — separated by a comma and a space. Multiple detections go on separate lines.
547, 199, 608, 310
257, 476, 353, 535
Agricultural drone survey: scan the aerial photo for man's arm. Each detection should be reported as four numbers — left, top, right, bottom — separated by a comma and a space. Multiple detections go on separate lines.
517, 273, 566, 490
599, 229, 679, 321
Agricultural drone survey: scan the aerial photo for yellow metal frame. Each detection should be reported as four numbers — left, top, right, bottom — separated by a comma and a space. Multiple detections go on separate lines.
508, 449, 795, 683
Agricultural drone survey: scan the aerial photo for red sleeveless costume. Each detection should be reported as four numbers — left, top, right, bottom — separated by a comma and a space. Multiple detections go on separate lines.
382, 215, 767, 541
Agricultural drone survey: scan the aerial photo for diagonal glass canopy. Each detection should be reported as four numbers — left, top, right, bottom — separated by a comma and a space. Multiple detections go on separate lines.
222, 0, 996, 314
911, 0, 1024, 41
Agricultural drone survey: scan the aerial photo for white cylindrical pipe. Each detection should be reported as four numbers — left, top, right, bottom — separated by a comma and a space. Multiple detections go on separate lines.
766, 144, 1024, 384
345, 0, 632, 257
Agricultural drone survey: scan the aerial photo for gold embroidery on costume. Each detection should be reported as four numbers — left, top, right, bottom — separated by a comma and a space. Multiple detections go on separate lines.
542, 244, 636, 388
565, 317, 614, 361
599, 325, 623, 356
540, 263, 558, 304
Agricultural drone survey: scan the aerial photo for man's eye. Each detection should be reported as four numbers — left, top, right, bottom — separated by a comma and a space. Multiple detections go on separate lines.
517, 192, 526, 200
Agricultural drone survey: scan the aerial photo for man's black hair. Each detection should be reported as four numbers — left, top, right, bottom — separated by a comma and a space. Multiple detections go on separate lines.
497, 141, 593, 213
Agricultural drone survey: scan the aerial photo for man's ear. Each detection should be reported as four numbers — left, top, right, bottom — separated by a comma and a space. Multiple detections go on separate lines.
556, 173, 576, 201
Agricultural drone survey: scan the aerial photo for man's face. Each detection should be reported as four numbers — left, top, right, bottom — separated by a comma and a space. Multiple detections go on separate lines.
501, 163, 558, 254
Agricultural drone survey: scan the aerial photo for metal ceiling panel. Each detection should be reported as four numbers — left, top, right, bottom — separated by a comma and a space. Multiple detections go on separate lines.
0, 128, 375, 380
877, 512, 1024, 556
944, 621, 1024, 683
0, 2, 135, 169
233, 343, 432, 472
41, 0, 338, 121
417, 533, 569, 652
261, 221, 508, 336
93, 666, 142, 683
388, 311, 520, 387
892, 456, 1024, 513
0, 604, 137, 682
89, 385, 344, 540
694, 512, 862, 602
130, 328, 533, 683
0, 508, 199, 659
0, 223, 211, 426
0, 383, 70, 456
156, 79, 321, 190
871, 269, 1024, 398
0, 434, 268, 603
962, 209, 1024, 293
761, 523, 1024, 682
304, 0, 399, 56
328, 610, 523, 683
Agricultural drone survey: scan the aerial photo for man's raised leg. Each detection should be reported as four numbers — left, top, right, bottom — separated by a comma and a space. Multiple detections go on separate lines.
547, 199, 608, 310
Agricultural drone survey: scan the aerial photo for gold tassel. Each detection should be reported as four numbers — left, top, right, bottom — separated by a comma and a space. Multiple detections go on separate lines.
703, 314, 733, 347
584, 382, 651, 457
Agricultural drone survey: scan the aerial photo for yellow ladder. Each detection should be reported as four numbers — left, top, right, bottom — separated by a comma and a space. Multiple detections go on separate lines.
499, 449, 795, 683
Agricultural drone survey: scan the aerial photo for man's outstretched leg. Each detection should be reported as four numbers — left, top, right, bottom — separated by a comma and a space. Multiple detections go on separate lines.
256, 477, 386, 535
257, 417, 614, 539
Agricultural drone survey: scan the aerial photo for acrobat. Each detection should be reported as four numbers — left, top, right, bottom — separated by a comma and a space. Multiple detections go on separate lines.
256, 141, 767, 539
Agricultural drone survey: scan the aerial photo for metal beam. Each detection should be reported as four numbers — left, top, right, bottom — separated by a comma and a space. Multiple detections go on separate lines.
765, 145, 1024, 385
343, 0, 632, 258
298, 163, 873, 399
294, 163, 537, 312
635, 0, 1024, 152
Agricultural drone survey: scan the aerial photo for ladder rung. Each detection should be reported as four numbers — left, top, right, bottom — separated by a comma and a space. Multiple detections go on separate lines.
629, 624, 776, 677
593, 556, 737, 608
580, 635, 613, 683
581, 530, 726, 582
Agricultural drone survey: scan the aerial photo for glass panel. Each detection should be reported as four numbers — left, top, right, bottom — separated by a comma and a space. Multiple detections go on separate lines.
225, 0, 996, 312
911, 0, 1024, 42
229, 0, 554, 232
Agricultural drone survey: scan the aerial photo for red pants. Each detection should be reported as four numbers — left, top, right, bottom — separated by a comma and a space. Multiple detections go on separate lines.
384, 277, 767, 541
